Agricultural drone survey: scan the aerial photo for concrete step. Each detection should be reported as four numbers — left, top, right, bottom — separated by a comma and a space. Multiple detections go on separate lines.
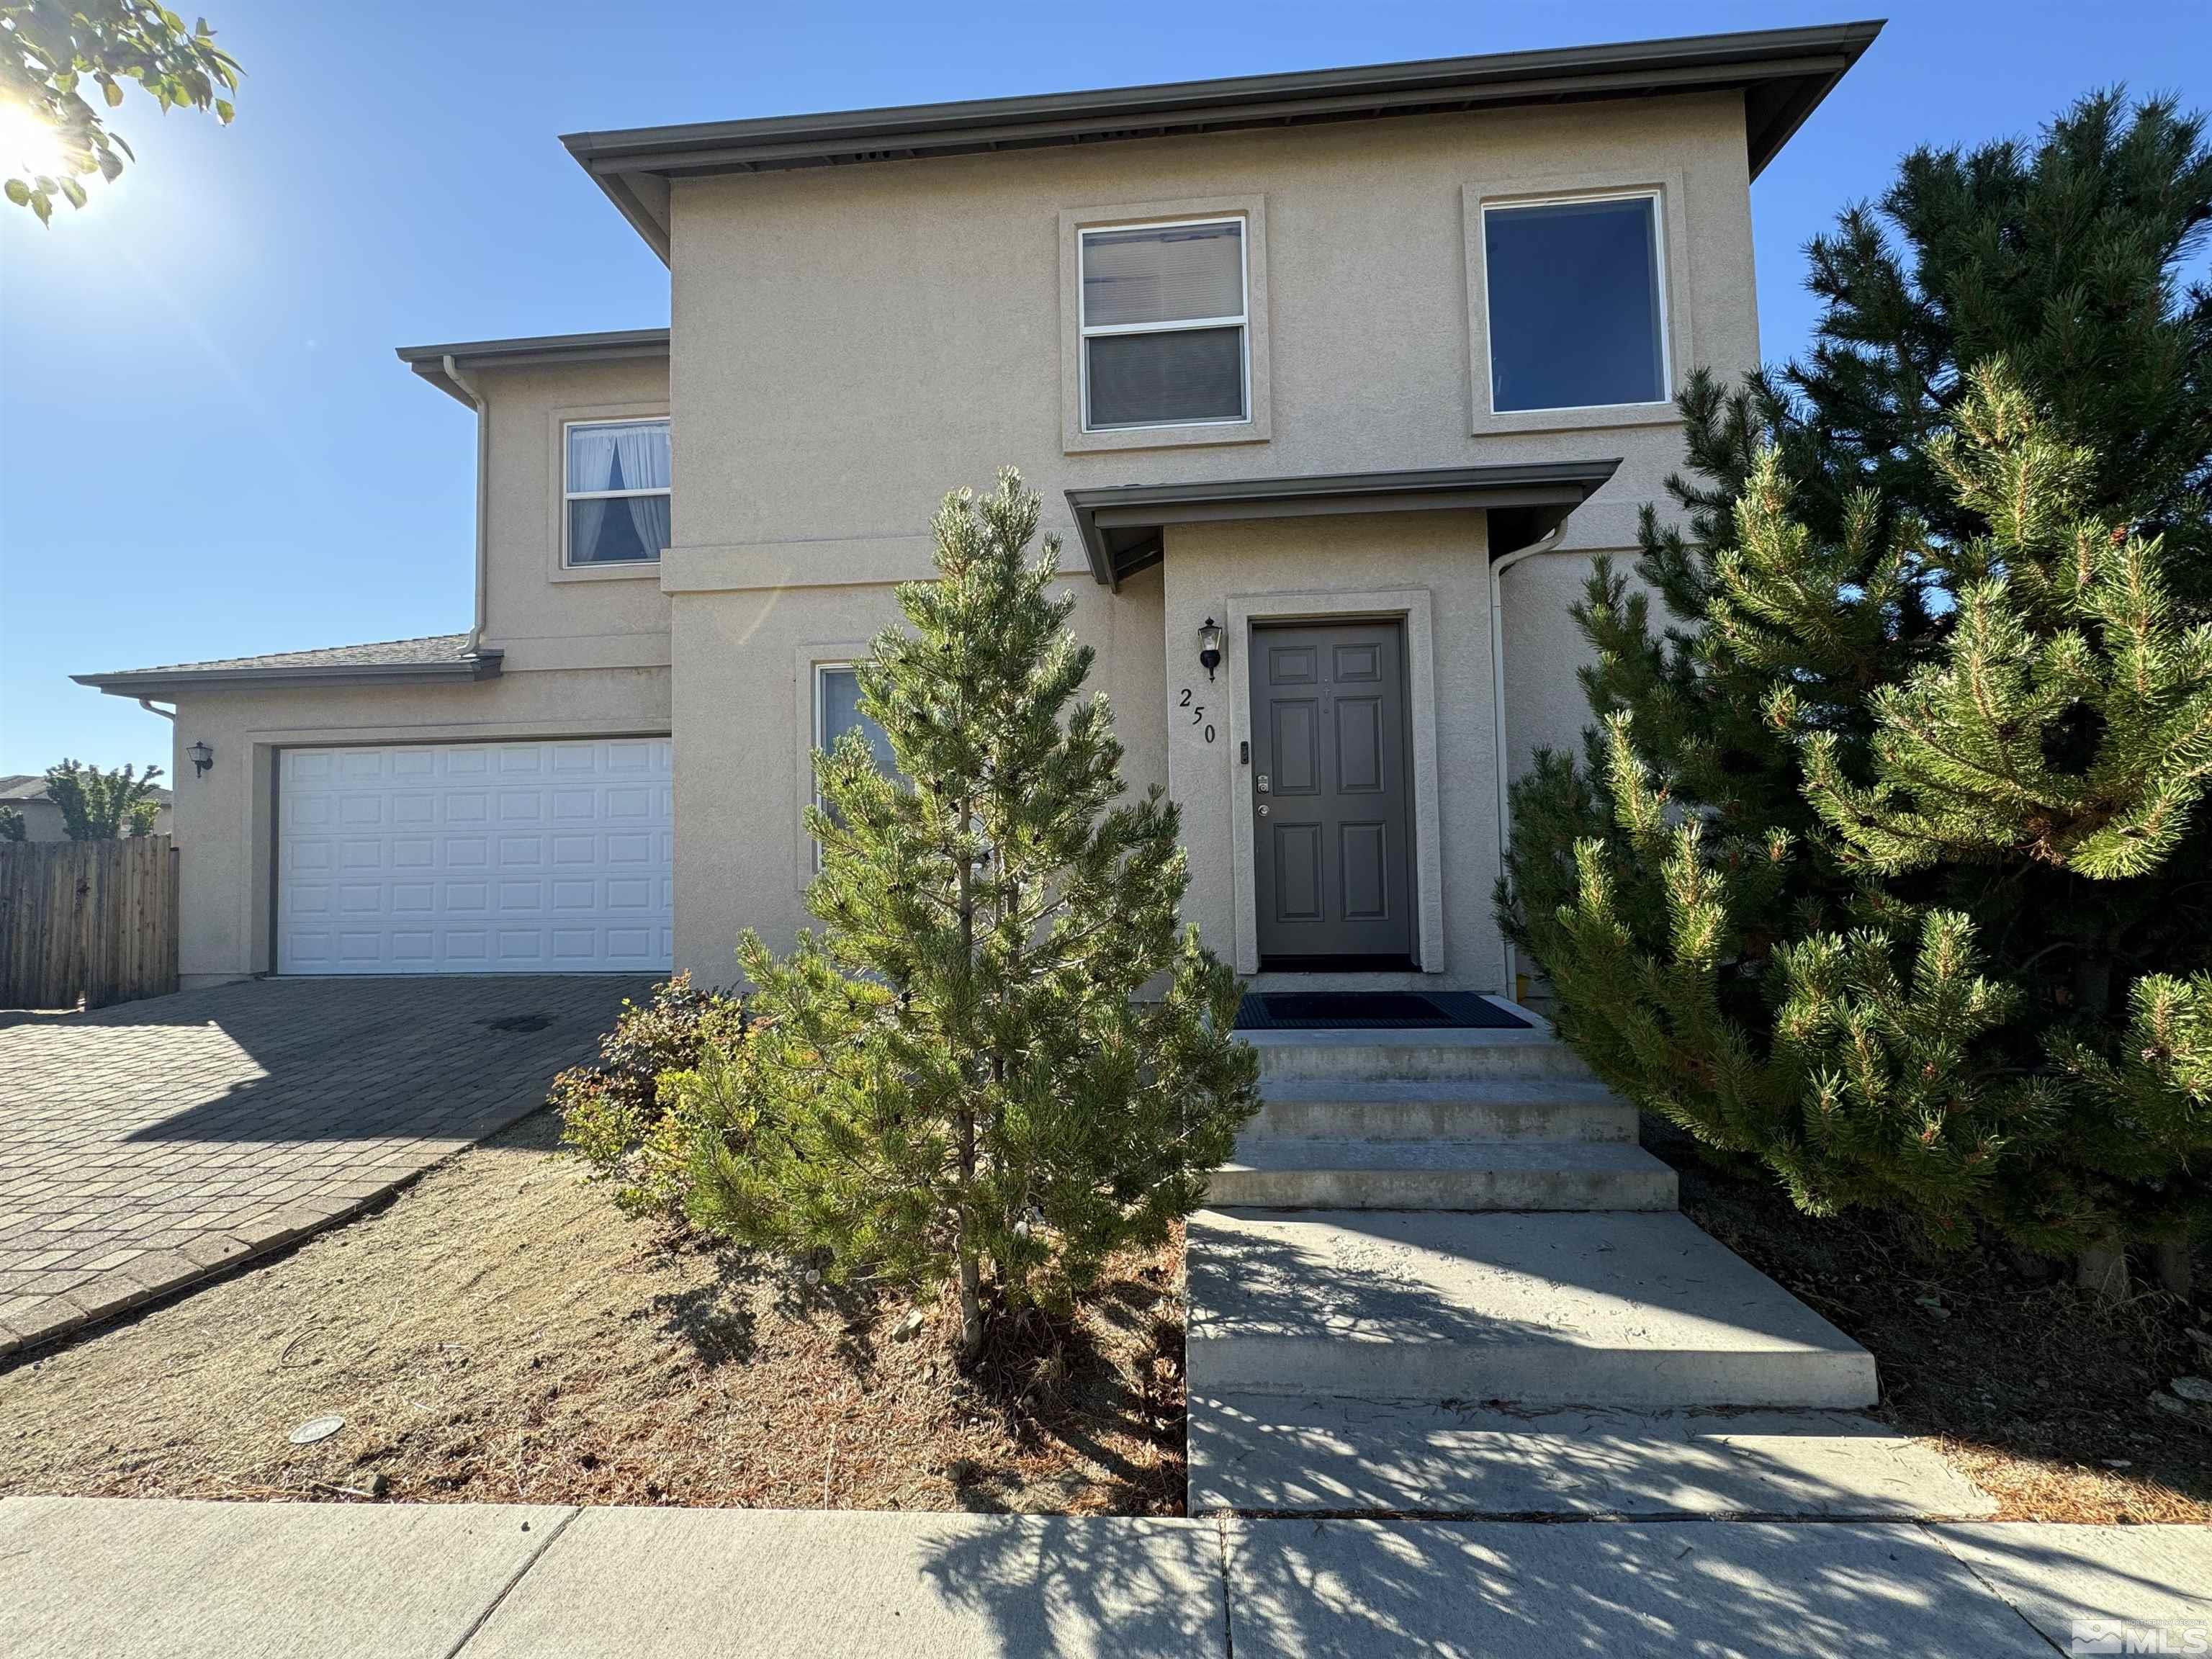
1253, 1078, 1635, 1142
1246, 1026, 1593, 1084
1185, 1209, 1879, 1411
1209, 1139, 1677, 1211
1188, 1393, 1991, 1519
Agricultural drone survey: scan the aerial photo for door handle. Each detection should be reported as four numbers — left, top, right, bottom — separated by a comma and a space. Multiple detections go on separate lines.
1256, 804, 1269, 817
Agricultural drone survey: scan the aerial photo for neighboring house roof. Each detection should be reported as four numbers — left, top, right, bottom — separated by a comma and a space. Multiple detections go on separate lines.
0, 775, 172, 806
73, 634, 503, 696
1066, 460, 1622, 588
562, 22, 1883, 261
395, 328, 670, 406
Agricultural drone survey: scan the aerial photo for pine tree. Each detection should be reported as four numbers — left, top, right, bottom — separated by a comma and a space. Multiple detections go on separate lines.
683, 470, 1257, 1357
1502, 92, 2212, 1273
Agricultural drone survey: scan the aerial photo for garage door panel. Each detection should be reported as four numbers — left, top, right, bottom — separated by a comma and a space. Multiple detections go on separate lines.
278, 739, 673, 974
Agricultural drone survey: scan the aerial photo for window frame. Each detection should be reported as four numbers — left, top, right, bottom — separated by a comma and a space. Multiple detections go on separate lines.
1461, 178, 1691, 438
559, 415, 672, 571
1059, 194, 1272, 455
1076, 215, 1251, 436
1478, 189, 1671, 419
806, 657, 892, 875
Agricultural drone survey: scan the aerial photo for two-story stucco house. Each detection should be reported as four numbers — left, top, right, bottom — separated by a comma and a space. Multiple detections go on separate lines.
78, 23, 1877, 994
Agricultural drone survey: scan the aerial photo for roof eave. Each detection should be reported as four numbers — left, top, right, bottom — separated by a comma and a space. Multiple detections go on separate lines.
394, 330, 672, 400
562, 22, 1881, 251
73, 652, 505, 698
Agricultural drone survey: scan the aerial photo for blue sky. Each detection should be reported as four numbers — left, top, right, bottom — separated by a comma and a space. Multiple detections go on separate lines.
3, 0, 2206, 775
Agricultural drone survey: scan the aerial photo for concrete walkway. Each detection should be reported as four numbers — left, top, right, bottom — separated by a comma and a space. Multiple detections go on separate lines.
0, 976, 653, 1358
1, 1497, 2205, 1658
1189, 1015, 1979, 1519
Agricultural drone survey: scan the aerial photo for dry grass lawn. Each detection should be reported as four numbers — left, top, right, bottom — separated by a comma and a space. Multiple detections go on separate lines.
0, 1111, 1185, 1514
1653, 1118, 2212, 1525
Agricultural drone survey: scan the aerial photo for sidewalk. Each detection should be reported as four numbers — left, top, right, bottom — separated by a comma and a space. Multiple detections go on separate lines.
2, 1497, 2205, 1657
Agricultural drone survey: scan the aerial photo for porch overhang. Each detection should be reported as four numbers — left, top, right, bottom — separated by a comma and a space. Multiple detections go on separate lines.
1065, 459, 1622, 589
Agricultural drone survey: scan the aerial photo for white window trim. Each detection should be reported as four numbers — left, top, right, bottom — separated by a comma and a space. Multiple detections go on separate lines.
1477, 189, 1671, 420
560, 415, 670, 571
811, 660, 853, 872
1059, 194, 1272, 455
794, 646, 879, 885
1076, 215, 1251, 436
1460, 176, 1694, 439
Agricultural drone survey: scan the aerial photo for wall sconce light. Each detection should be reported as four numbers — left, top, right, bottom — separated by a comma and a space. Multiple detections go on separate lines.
186, 741, 214, 778
1197, 617, 1223, 682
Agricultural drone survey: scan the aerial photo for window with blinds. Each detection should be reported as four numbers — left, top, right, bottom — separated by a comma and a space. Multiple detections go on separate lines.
1079, 218, 1249, 431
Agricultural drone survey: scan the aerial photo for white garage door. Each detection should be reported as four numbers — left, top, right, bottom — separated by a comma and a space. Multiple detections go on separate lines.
277, 738, 674, 974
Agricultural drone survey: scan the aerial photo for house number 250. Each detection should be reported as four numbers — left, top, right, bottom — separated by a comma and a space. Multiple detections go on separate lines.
1179, 688, 1215, 745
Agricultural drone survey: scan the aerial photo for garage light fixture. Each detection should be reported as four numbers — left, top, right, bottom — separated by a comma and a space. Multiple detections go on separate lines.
186, 741, 213, 777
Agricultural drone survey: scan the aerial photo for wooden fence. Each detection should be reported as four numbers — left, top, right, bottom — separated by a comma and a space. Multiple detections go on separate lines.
0, 836, 179, 1010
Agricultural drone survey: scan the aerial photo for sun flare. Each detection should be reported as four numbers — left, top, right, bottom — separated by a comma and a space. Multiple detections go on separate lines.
0, 103, 71, 184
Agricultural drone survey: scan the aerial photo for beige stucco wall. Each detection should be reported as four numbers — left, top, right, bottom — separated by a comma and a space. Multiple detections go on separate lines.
667, 564, 1164, 985
664, 90, 1755, 572
164, 667, 669, 984
475, 356, 673, 673
659, 89, 1760, 985
1500, 548, 1614, 786
154, 89, 1763, 988
1161, 511, 1503, 989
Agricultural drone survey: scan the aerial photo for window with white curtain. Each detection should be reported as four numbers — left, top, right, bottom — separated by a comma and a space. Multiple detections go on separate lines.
565, 418, 671, 565
1079, 218, 1248, 431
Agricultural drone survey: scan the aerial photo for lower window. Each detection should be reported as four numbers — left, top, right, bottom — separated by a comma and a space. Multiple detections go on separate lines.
815, 665, 896, 775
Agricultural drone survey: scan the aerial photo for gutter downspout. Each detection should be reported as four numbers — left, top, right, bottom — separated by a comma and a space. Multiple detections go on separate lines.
1490, 521, 1567, 997
137, 698, 176, 721
443, 354, 490, 658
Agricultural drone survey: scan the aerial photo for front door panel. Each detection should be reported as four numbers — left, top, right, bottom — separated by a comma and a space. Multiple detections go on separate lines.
1251, 620, 1413, 965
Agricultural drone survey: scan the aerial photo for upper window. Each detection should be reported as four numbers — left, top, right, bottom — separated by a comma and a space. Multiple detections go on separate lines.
565, 418, 670, 565
1482, 194, 1668, 414
1079, 219, 1249, 431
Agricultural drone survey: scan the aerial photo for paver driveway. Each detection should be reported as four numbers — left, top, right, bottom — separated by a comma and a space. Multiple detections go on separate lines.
0, 975, 655, 1360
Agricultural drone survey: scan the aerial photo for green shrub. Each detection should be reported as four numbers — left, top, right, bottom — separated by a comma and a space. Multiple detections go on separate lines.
678, 471, 1257, 1359
553, 974, 747, 1210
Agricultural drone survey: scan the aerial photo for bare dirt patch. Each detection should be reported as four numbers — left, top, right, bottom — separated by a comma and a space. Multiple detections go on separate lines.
1649, 1118, 2212, 1524
0, 1111, 1186, 1514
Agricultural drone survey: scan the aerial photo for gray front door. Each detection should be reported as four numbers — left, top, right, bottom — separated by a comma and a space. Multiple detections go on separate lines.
1251, 620, 1415, 966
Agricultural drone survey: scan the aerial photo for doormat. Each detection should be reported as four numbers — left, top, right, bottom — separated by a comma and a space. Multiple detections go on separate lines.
1234, 991, 1531, 1030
